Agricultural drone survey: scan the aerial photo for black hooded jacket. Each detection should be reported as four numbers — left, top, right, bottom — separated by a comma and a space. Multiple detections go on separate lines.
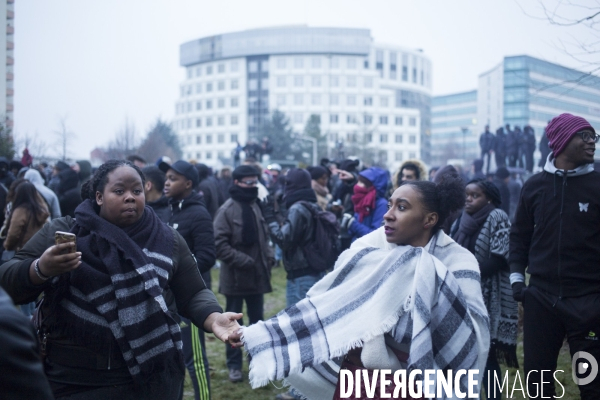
509, 158, 600, 297
167, 191, 216, 274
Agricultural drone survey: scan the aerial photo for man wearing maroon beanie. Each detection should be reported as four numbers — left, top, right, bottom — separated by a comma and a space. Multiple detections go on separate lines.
509, 113, 600, 398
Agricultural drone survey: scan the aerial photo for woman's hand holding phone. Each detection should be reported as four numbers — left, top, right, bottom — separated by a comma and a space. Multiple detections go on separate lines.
30, 232, 82, 284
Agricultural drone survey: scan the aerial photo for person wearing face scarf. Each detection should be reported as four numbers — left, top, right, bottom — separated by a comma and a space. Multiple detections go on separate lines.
340, 167, 390, 242
450, 179, 518, 400
213, 165, 275, 383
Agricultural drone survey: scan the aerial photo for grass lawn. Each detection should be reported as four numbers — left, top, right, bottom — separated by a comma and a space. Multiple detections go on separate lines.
183, 267, 584, 400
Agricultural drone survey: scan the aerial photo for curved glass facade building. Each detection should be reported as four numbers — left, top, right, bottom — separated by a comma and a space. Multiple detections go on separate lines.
174, 26, 432, 169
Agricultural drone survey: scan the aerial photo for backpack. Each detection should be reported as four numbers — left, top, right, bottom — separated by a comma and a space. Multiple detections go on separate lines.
299, 201, 341, 272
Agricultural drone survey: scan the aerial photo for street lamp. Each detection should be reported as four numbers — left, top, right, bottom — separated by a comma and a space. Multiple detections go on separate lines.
293, 134, 317, 166
461, 127, 469, 161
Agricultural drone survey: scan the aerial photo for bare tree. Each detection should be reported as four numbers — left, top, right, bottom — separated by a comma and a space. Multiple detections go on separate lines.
518, 1, 600, 72
105, 117, 138, 160
14, 131, 49, 160
54, 117, 75, 162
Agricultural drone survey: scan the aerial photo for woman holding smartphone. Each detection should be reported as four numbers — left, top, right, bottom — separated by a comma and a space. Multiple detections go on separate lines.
0, 159, 242, 399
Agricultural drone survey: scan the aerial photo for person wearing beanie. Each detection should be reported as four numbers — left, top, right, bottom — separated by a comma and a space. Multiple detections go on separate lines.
509, 113, 600, 398
213, 165, 274, 383
159, 159, 215, 400
307, 166, 331, 211
491, 166, 510, 216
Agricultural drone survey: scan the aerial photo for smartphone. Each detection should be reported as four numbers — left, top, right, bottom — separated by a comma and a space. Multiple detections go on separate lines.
55, 231, 77, 254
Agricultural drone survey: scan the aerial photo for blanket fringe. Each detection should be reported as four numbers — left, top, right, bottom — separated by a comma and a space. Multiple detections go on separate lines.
247, 307, 408, 388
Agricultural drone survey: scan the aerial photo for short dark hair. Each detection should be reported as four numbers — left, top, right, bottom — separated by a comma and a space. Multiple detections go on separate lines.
127, 155, 146, 164
142, 165, 166, 193
401, 163, 420, 179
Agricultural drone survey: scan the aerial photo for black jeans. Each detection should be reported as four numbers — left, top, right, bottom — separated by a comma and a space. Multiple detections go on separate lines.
523, 286, 600, 399
225, 294, 264, 370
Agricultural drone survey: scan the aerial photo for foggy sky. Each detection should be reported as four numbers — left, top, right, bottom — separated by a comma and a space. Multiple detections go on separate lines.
13, 0, 598, 160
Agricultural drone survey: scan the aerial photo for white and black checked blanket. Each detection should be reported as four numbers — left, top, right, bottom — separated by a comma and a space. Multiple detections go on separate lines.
51, 200, 183, 380
243, 229, 490, 399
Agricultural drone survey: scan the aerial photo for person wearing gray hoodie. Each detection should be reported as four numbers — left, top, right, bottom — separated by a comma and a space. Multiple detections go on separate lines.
23, 169, 61, 219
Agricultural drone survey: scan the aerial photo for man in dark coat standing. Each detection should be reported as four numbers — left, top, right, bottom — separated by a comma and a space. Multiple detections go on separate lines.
506, 124, 519, 167
523, 125, 536, 172
213, 165, 274, 383
494, 127, 507, 168
196, 163, 223, 219
492, 167, 511, 216
479, 125, 495, 174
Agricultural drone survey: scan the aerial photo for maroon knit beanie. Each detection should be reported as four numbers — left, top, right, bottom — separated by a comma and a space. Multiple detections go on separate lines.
546, 113, 595, 157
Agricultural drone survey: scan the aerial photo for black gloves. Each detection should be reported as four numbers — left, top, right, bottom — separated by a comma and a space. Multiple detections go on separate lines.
259, 196, 277, 224
511, 282, 527, 302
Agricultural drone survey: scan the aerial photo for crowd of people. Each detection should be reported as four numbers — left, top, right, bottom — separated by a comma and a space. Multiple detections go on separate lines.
0, 112, 598, 400
479, 123, 550, 174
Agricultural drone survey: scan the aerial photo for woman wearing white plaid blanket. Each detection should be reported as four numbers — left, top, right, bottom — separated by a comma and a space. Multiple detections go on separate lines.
238, 175, 491, 399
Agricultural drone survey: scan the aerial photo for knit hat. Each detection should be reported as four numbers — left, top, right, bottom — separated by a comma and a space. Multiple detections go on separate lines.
307, 166, 327, 180
232, 165, 259, 180
495, 167, 510, 180
284, 168, 311, 196
546, 113, 595, 157
339, 159, 359, 173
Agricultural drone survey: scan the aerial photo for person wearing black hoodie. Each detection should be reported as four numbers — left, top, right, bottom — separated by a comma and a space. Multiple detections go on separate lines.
160, 160, 215, 400
505, 124, 519, 168
196, 163, 222, 220
57, 168, 82, 218
260, 168, 323, 400
141, 165, 169, 222
510, 113, 600, 398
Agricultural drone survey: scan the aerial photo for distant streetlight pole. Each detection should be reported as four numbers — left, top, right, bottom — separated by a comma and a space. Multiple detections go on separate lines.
461, 127, 468, 161
294, 134, 317, 166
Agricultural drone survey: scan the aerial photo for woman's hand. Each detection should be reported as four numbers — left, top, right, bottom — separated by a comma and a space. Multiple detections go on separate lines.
204, 312, 244, 348
29, 243, 81, 285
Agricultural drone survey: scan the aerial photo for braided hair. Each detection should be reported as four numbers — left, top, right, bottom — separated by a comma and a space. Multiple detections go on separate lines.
400, 173, 465, 234
80, 160, 146, 212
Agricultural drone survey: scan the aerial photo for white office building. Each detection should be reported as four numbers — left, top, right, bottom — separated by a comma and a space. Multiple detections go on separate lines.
0, 0, 14, 129
174, 26, 432, 170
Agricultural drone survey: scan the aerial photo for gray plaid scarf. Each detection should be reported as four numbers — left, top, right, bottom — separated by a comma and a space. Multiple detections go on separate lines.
243, 230, 490, 399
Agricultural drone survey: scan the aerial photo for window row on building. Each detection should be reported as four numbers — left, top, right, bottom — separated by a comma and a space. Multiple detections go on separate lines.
180, 79, 242, 97
186, 61, 241, 79
176, 98, 241, 114
175, 115, 241, 130
275, 93, 395, 108
285, 112, 418, 127
274, 75, 379, 89
183, 132, 240, 145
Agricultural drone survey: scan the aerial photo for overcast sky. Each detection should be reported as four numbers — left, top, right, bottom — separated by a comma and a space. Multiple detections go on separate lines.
13, 0, 597, 160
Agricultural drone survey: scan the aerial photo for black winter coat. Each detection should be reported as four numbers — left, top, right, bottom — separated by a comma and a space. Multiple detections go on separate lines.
198, 178, 222, 220
509, 168, 600, 297
167, 192, 216, 274
268, 201, 319, 280
506, 129, 518, 155
148, 196, 170, 223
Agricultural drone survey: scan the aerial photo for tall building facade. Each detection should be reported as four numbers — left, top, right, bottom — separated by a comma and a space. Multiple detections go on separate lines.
430, 90, 478, 166
175, 26, 432, 170
0, 0, 14, 128
478, 55, 600, 161
431, 55, 600, 167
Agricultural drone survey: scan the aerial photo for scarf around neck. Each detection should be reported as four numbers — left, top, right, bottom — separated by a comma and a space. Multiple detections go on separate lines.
454, 203, 495, 252
311, 180, 329, 197
243, 241, 487, 399
284, 188, 317, 209
51, 199, 183, 381
229, 185, 258, 246
351, 184, 376, 222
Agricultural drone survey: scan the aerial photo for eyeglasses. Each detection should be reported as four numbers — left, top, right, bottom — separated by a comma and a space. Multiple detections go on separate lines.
577, 131, 600, 143
240, 180, 258, 186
